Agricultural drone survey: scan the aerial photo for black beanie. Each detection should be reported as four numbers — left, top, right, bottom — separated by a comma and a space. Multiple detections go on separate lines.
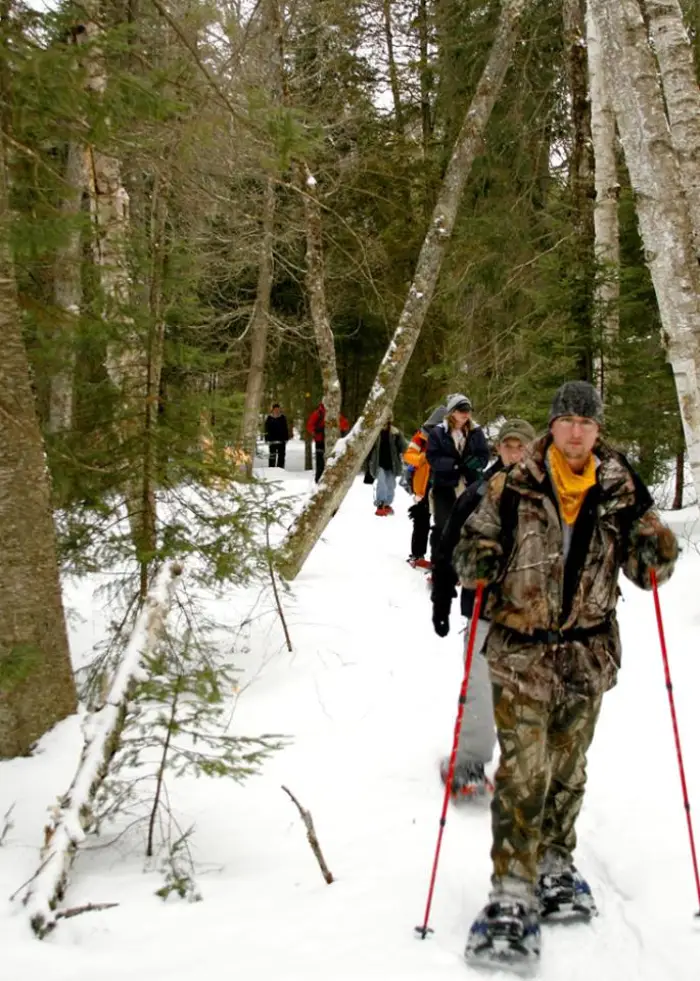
549, 381, 604, 426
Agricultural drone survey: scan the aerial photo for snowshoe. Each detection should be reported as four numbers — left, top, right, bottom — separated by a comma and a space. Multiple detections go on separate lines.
537, 857, 597, 922
465, 898, 541, 972
375, 505, 389, 516
439, 758, 494, 801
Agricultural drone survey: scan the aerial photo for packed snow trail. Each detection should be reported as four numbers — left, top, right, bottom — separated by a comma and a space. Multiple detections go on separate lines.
2, 457, 700, 980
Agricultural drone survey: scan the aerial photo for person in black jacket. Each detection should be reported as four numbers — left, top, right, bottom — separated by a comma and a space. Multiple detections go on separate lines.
264, 404, 290, 468
426, 393, 490, 565
431, 418, 536, 799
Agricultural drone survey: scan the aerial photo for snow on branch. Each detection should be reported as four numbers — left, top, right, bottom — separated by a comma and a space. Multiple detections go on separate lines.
21, 562, 183, 938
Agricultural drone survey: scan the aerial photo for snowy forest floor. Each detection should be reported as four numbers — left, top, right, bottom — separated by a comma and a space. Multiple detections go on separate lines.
3, 444, 700, 980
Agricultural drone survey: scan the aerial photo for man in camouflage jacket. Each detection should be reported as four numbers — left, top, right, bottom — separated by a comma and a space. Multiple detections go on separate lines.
454, 381, 678, 961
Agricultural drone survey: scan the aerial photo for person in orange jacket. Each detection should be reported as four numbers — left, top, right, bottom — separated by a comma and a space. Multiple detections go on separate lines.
306, 402, 350, 482
403, 404, 446, 569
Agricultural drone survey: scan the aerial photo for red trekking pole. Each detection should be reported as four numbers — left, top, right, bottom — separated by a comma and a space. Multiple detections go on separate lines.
650, 568, 700, 916
415, 582, 486, 939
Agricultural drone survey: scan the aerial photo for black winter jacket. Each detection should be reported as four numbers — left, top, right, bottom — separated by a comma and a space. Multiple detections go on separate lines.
431, 458, 503, 621
264, 414, 290, 443
426, 422, 489, 490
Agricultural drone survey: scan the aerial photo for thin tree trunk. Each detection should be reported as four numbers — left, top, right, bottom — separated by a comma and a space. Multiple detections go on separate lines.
587, 4, 620, 399
383, 0, 405, 135
240, 176, 276, 474
0, 125, 77, 758
139, 178, 168, 599
672, 449, 685, 509
564, 0, 595, 379
276, 0, 530, 580
301, 163, 341, 453
589, 0, 700, 504
643, 0, 700, 256
417, 0, 432, 154
49, 140, 86, 434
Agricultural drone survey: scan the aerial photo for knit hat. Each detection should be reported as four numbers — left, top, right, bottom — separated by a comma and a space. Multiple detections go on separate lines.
549, 381, 604, 426
497, 418, 536, 445
445, 392, 473, 414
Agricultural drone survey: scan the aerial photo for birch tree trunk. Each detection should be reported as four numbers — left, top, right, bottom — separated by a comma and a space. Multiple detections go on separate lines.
82, 16, 150, 549
301, 163, 341, 453
643, 0, 700, 256
587, 4, 620, 399
588, 0, 700, 503
0, 127, 78, 758
240, 176, 276, 474
383, 0, 405, 135
276, 0, 529, 580
49, 139, 86, 434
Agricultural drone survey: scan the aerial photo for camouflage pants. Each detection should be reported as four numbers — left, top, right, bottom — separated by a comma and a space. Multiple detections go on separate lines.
490, 683, 602, 887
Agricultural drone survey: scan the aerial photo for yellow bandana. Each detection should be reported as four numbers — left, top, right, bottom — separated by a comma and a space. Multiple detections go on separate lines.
547, 443, 596, 526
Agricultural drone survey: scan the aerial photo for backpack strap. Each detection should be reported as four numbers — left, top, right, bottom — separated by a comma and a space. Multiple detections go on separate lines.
498, 479, 521, 573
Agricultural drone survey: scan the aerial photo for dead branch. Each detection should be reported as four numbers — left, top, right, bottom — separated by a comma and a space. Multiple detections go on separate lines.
281, 785, 334, 885
55, 901, 119, 922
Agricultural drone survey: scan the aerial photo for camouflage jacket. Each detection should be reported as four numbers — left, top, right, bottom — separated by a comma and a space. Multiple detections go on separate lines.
453, 436, 678, 701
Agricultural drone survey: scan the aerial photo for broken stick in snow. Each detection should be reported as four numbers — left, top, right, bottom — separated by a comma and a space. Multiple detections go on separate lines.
21, 562, 183, 938
282, 785, 334, 884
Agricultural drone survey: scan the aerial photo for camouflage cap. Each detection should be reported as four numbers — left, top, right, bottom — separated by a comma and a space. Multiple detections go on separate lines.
497, 418, 536, 445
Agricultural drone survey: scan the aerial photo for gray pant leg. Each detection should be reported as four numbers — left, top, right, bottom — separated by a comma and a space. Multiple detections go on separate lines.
457, 619, 496, 766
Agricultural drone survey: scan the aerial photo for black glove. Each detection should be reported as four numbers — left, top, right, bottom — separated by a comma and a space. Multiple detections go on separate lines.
363, 471, 374, 485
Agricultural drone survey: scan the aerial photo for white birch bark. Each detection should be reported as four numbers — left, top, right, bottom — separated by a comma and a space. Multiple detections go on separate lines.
49, 140, 86, 434
301, 163, 341, 453
587, 4, 620, 398
276, 0, 530, 580
22, 563, 182, 938
643, 0, 700, 256
588, 0, 700, 503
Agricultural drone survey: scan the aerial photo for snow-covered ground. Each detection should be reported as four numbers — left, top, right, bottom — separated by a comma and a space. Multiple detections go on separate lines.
3, 455, 700, 980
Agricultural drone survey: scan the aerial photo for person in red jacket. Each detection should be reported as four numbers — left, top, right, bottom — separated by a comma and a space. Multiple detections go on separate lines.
306, 402, 350, 482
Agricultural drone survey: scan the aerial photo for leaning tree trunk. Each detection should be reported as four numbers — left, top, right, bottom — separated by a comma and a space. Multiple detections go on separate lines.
643, 0, 700, 257
276, 0, 530, 580
301, 163, 341, 453
587, 3, 620, 400
240, 176, 277, 474
49, 139, 86, 434
589, 0, 700, 504
0, 129, 77, 758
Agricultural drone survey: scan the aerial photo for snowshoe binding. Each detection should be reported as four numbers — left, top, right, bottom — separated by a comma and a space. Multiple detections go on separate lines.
465, 897, 541, 972
537, 854, 597, 922
439, 758, 494, 801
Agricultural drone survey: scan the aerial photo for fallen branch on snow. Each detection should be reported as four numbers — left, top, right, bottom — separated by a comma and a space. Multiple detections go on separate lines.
55, 901, 119, 921
20, 562, 183, 938
282, 785, 334, 884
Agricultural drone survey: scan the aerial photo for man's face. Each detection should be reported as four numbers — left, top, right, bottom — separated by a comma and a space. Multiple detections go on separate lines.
550, 415, 599, 468
498, 437, 525, 467
272, 407, 281, 417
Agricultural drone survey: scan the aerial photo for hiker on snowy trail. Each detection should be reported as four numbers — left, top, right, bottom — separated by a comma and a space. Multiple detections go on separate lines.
366, 420, 408, 516
306, 403, 350, 483
431, 418, 536, 800
264, 403, 290, 468
404, 404, 446, 569
453, 381, 679, 968
426, 394, 489, 567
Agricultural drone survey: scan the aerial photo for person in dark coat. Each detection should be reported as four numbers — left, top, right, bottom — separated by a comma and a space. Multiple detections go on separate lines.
264, 404, 290, 468
430, 419, 536, 799
426, 393, 489, 564
367, 420, 408, 515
